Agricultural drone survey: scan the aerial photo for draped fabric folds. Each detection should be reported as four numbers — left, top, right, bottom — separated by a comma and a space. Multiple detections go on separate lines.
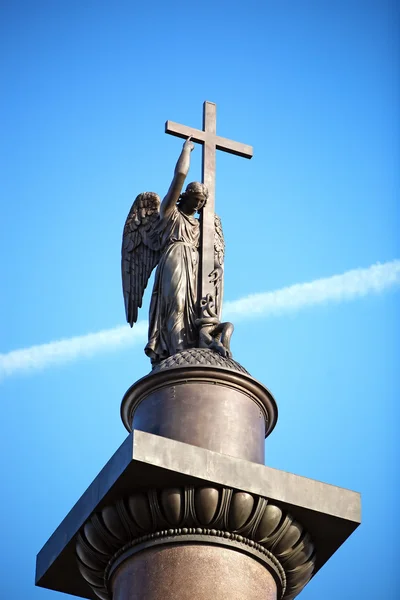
145, 207, 200, 363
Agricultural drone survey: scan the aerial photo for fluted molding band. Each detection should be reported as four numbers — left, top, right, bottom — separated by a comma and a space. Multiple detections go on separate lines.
76, 485, 315, 600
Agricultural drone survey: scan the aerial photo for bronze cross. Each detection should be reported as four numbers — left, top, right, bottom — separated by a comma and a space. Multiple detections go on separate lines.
165, 101, 253, 302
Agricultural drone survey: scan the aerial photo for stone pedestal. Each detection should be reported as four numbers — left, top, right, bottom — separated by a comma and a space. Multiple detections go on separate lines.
121, 353, 277, 463
36, 351, 361, 600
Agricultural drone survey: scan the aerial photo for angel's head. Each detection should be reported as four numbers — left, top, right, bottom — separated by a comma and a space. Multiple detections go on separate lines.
178, 182, 208, 215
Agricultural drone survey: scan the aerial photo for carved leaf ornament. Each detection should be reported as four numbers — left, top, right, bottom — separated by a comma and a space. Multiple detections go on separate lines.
76, 486, 315, 600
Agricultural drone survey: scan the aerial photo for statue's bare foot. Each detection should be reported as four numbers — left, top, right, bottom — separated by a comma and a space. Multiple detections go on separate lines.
209, 340, 228, 358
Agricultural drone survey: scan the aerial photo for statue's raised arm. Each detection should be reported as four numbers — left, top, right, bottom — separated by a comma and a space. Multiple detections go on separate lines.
160, 138, 195, 219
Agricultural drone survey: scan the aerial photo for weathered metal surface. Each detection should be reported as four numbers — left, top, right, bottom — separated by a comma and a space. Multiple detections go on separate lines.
164, 117, 253, 158
122, 102, 253, 364
166, 101, 253, 305
201, 101, 217, 303
150, 347, 250, 374
121, 137, 232, 363
121, 140, 208, 363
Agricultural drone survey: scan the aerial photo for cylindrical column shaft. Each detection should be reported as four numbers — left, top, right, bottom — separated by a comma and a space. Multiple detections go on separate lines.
111, 544, 277, 600
121, 364, 278, 465
133, 382, 265, 463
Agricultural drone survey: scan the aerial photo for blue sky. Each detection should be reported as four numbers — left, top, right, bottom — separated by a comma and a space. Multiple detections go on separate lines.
1, 1, 399, 599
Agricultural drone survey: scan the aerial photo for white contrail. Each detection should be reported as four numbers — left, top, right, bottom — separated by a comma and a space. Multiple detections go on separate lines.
1, 260, 399, 380
223, 259, 400, 319
0, 322, 148, 380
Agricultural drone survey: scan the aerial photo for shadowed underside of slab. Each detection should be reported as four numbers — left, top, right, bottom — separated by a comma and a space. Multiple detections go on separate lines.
36, 430, 361, 600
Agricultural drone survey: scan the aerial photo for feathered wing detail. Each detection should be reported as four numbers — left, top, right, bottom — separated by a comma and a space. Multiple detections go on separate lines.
122, 192, 161, 326
214, 214, 225, 318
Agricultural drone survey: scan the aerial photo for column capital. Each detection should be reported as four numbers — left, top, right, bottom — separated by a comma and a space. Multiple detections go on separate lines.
76, 485, 315, 600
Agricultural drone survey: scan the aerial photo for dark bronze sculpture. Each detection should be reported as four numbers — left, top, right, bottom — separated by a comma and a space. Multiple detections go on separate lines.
122, 139, 225, 363
122, 102, 253, 364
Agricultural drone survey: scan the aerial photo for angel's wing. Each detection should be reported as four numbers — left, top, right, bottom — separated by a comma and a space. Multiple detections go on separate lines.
214, 214, 225, 318
122, 192, 161, 326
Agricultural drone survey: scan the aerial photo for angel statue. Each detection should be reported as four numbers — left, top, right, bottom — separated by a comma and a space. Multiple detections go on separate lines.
122, 138, 232, 365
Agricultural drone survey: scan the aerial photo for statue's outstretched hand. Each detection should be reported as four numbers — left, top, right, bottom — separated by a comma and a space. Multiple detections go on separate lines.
183, 136, 195, 152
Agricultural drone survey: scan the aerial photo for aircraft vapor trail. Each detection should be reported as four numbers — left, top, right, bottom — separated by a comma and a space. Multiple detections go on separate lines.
1, 260, 399, 380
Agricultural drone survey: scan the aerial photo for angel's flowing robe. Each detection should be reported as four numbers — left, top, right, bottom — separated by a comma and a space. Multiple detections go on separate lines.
145, 206, 200, 363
